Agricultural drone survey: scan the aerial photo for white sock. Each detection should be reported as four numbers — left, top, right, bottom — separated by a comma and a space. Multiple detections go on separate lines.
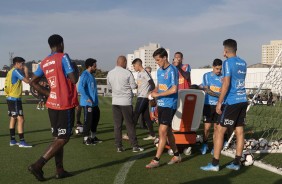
84, 136, 88, 141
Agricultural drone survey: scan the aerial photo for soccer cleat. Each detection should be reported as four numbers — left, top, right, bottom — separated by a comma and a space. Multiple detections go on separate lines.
55, 170, 73, 179
226, 163, 240, 171
10, 140, 19, 146
37, 107, 40, 110
201, 143, 209, 155
143, 135, 156, 141
132, 146, 144, 152
117, 147, 125, 152
28, 164, 45, 181
19, 141, 32, 148
146, 160, 160, 169
83, 138, 95, 145
200, 163, 219, 171
91, 137, 102, 144
167, 155, 182, 165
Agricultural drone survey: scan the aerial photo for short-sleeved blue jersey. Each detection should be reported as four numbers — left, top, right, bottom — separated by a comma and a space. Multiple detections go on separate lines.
78, 70, 99, 107
222, 56, 247, 105
157, 64, 178, 109
202, 71, 223, 105
34, 53, 73, 77
11, 69, 24, 84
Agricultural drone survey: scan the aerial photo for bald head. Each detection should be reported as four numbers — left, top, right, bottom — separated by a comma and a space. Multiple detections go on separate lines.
117, 56, 127, 68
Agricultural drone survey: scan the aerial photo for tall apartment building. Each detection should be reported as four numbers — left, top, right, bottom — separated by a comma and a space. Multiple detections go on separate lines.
127, 43, 170, 71
262, 40, 282, 65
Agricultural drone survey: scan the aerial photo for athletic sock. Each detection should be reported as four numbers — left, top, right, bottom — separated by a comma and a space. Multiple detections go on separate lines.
212, 157, 219, 166
10, 128, 16, 140
84, 137, 88, 141
233, 155, 241, 165
153, 157, 160, 162
174, 152, 180, 157
35, 157, 47, 169
19, 133, 24, 141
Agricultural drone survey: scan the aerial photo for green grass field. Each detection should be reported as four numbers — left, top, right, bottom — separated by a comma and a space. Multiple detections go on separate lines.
0, 96, 281, 184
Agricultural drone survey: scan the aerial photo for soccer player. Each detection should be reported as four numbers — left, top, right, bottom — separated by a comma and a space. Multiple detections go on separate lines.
78, 58, 101, 145
4, 57, 32, 148
28, 34, 79, 181
107, 56, 144, 152
132, 58, 156, 140
146, 48, 180, 168
173, 52, 191, 89
200, 59, 223, 155
201, 39, 248, 171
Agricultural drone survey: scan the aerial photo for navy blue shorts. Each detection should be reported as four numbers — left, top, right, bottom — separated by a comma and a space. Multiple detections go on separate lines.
7, 100, 23, 117
48, 108, 75, 139
158, 106, 176, 127
219, 102, 248, 128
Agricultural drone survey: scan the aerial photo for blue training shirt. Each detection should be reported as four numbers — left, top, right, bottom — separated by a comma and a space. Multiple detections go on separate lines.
157, 64, 178, 109
222, 56, 247, 105
78, 70, 99, 107
202, 71, 223, 105
11, 69, 24, 84
34, 53, 74, 77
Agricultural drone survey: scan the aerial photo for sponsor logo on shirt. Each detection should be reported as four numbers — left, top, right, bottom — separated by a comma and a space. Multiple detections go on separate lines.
237, 90, 246, 96
46, 69, 54, 74
48, 76, 57, 88
43, 60, 56, 68
210, 85, 221, 93
238, 70, 246, 74
49, 92, 57, 99
236, 79, 245, 89
159, 84, 168, 91
236, 62, 246, 66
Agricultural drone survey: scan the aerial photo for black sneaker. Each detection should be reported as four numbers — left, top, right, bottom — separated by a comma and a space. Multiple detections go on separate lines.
55, 170, 73, 179
117, 147, 125, 152
83, 138, 95, 145
28, 164, 45, 181
92, 137, 102, 144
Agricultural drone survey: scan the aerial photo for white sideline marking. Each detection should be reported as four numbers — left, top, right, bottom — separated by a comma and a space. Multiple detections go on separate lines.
114, 148, 154, 184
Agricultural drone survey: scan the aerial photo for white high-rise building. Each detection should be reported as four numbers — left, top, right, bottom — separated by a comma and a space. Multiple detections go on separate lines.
262, 40, 282, 65
127, 43, 170, 71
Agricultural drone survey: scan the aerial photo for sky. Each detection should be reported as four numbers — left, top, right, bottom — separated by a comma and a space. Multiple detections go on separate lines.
1, 0, 282, 71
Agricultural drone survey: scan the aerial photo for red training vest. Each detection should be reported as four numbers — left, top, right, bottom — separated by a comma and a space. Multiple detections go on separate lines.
178, 64, 191, 90
40, 53, 78, 110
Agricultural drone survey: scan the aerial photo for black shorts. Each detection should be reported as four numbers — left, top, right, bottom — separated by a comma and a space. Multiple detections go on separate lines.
48, 108, 75, 139
158, 106, 176, 127
7, 100, 23, 117
203, 105, 219, 123
219, 102, 248, 128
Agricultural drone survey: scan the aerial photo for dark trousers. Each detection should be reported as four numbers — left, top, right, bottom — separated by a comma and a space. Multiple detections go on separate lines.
133, 97, 155, 137
83, 106, 100, 137
112, 105, 138, 148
